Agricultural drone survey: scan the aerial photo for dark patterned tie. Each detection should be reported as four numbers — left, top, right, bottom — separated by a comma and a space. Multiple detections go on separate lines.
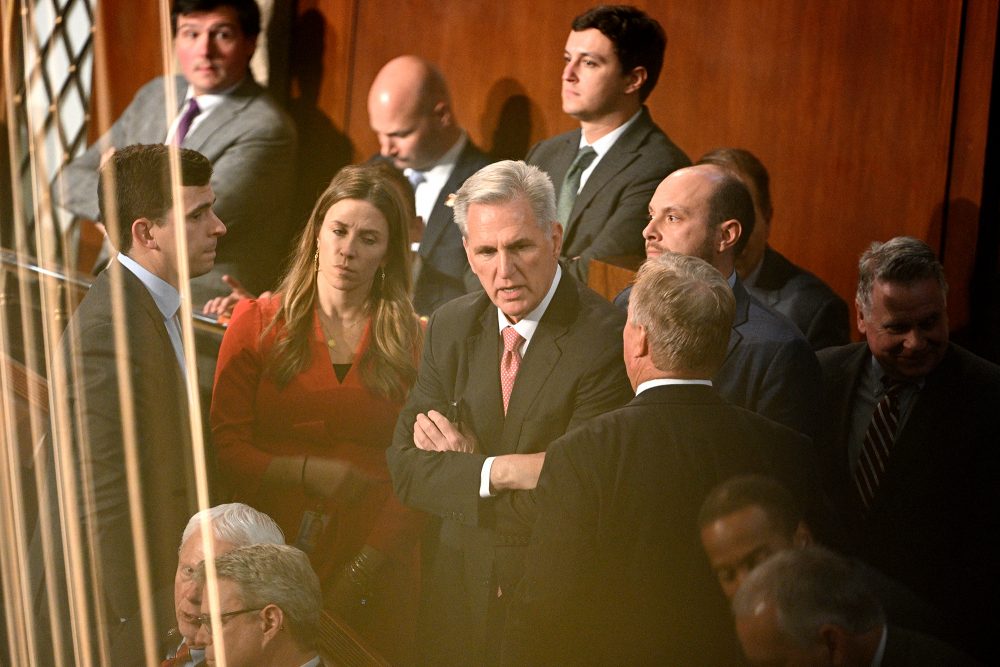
174, 98, 201, 146
500, 326, 524, 415
556, 146, 597, 229
854, 377, 906, 512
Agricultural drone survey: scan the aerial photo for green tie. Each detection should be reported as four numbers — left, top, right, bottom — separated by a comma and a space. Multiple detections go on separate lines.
556, 146, 597, 231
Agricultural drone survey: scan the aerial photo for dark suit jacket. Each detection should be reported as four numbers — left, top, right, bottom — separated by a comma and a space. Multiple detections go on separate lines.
615, 277, 821, 437
526, 107, 689, 282
54, 263, 198, 664
412, 140, 492, 315
386, 271, 631, 664
747, 246, 850, 350
57, 75, 298, 302
882, 625, 983, 666
817, 343, 1000, 660
501, 385, 817, 665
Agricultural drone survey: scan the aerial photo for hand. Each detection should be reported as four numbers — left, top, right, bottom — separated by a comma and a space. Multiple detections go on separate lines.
413, 410, 477, 452
303, 456, 368, 504
489, 452, 546, 491
201, 275, 267, 319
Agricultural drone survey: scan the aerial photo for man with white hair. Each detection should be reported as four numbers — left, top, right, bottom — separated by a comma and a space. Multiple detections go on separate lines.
163, 503, 283, 667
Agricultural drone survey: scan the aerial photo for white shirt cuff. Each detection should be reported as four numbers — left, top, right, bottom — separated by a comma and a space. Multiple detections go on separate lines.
480, 456, 496, 498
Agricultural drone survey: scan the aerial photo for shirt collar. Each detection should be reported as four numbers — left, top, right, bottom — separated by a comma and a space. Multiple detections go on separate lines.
871, 625, 888, 667
727, 270, 738, 289
117, 253, 180, 320
183, 79, 242, 114
577, 108, 642, 158
406, 131, 467, 183
636, 378, 713, 396
742, 255, 765, 289
496, 264, 562, 348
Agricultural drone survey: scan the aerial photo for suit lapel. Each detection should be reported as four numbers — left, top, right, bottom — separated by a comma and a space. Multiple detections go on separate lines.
549, 131, 582, 197
723, 277, 751, 361
183, 78, 258, 157
462, 306, 505, 455
421, 142, 483, 256
565, 109, 653, 239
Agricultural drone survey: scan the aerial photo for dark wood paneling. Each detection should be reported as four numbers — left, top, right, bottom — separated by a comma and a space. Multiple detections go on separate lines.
87, 0, 994, 327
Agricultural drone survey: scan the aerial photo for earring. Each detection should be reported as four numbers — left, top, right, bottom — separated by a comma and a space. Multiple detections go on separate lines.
379, 267, 386, 289
314, 245, 319, 272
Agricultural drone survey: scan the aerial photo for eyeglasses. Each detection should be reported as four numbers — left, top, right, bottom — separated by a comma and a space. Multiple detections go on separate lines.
194, 608, 264, 633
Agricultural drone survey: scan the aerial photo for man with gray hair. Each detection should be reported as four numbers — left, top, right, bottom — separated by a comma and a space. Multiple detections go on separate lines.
193, 544, 323, 667
387, 160, 630, 664
164, 503, 283, 667
502, 252, 815, 665
817, 236, 1000, 660
732, 547, 978, 666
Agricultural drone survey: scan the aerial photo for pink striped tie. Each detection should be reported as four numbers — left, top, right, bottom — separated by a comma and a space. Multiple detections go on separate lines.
854, 378, 905, 512
500, 327, 524, 415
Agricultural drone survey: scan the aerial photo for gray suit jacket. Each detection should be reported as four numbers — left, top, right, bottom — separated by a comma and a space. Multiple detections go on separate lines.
387, 271, 631, 664
747, 246, 850, 350
526, 107, 689, 282
411, 140, 492, 315
51, 263, 198, 664
57, 75, 297, 303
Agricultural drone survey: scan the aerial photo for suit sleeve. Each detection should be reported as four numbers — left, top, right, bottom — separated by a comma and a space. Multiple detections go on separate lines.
54, 79, 166, 220
757, 336, 823, 438
386, 311, 489, 525
502, 435, 601, 665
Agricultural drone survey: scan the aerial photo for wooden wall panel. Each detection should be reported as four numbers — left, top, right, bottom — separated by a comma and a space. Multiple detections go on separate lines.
84, 0, 994, 329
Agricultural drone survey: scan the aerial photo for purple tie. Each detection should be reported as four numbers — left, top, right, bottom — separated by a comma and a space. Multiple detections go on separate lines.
174, 98, 201, 146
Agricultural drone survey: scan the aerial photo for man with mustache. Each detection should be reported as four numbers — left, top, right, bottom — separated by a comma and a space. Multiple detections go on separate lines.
57, 0, 296, 308
816, 236, 1000, 661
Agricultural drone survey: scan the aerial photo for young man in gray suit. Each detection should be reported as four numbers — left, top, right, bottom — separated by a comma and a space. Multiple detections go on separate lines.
387, 160, 631, 665
526, 5, 689, 283
57, 0, 296, 307
54, 144, 224, 665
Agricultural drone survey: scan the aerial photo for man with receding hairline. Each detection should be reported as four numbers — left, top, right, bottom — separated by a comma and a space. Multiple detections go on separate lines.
367, 55, 491, 314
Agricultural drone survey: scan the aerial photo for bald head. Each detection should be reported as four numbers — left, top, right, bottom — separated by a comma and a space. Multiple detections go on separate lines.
367, 55, 461, 171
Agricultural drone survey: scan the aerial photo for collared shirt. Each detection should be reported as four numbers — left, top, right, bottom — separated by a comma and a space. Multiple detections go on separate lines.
871, 625, 888, 666
164, 80, 243, 144
742, 255, 766, 289
574, 108, 642, 192
405, 132, 468, 252
846, 355, 923, 473
635, 378, 713, 395
117, 253, 186, 374
479, 266, 563, 497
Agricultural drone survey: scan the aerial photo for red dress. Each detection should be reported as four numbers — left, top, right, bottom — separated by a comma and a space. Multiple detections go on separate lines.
211, 296, 424, 662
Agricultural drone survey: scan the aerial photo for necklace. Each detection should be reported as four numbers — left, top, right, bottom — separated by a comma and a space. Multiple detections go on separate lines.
319, 311, 367, 350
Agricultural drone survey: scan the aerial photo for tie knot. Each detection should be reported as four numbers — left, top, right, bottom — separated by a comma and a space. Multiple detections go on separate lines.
407, 169, 426, 189
570, 146, 597, 174
502, 326, 523, 353
880, 376, 907, 396
186, 98, 201, 115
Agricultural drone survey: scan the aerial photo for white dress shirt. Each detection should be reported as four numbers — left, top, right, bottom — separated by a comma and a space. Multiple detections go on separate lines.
574, 108, 642, 192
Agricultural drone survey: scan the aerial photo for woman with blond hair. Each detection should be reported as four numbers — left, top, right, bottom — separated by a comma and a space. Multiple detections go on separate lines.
211, 163, 424, 662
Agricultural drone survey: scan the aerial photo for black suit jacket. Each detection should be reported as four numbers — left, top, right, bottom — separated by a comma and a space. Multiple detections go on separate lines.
501, 384, 817, 665
412, 140, 492, 315
747, 246, 850, 350
817, 343, 1000, 659
882, 625, 983, 666
53, 263, 198, 663
616, 277, 821, 437
526, 107, 689, 282
387, 271, 631, 664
